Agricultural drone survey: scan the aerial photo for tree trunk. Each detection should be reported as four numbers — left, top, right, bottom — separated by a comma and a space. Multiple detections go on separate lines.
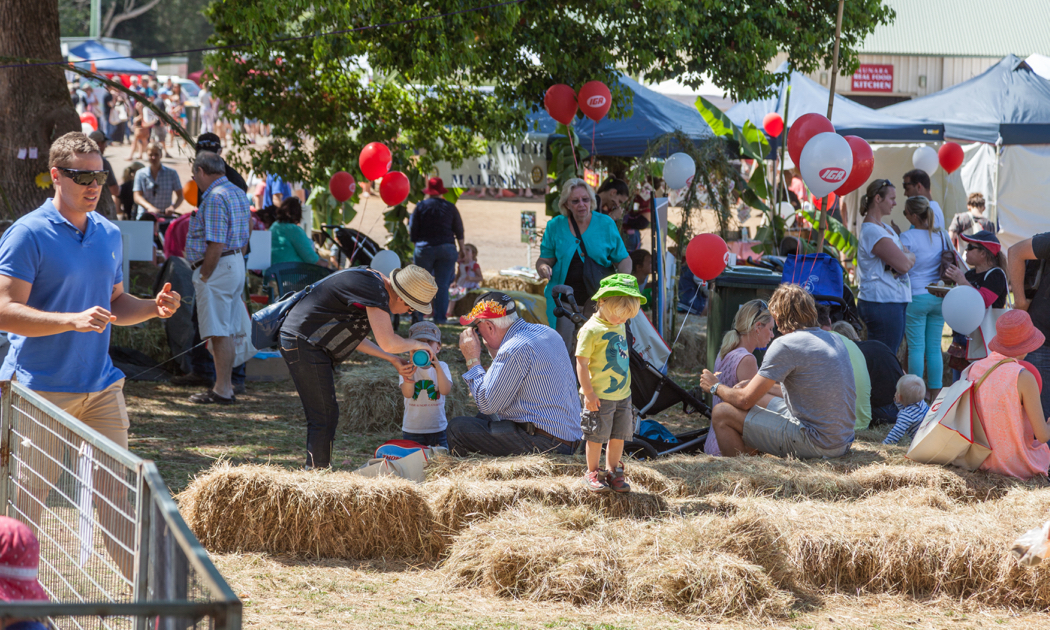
0, 0, 81, 219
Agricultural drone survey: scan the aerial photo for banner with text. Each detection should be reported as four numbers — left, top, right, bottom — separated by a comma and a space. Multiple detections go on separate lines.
851, 64, 893, 92
435, 134, 548, 190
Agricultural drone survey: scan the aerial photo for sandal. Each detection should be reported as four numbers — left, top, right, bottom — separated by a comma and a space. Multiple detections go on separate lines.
188, 390, 236, 405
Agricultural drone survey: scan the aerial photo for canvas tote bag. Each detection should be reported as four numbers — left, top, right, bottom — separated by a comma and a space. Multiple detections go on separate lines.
907, 358, 1014, 470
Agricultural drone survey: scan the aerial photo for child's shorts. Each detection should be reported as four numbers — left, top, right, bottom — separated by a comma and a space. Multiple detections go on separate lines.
581, 396, 633, 443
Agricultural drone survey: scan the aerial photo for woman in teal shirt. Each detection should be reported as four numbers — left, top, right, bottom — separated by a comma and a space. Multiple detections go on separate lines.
270, 198, 329, 267
536, 178, 631, 329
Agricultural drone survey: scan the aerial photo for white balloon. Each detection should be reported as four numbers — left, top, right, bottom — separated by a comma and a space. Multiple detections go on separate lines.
776, 201, 795, 219
912, 145, 939, 176
942, 285, 985, 335
370, 250, 401, 277
663, 153, 696, 190
799, 132, 853, 198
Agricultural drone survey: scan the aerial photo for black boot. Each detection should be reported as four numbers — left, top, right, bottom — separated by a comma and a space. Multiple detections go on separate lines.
305, 436, 332, 469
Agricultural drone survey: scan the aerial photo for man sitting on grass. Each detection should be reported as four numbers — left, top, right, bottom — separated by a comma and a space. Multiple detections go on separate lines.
698, 283, 856, 459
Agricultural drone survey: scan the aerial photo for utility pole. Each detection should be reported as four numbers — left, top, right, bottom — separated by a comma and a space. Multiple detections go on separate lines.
90, 0, 101, 39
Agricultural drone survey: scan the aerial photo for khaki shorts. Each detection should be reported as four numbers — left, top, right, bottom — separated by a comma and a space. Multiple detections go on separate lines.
34, 379, 130, 450
742, 397, 850, 459
193, 253, 246, 339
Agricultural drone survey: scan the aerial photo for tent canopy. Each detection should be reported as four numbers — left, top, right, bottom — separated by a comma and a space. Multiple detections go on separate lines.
68, 40, 152, 75
527, 74, 715, 157
882, 55, 1050, 145
727, 62, 943, 143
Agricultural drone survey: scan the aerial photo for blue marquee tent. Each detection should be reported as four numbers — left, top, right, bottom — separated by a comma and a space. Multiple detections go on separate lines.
727, 62, 943, 143
881, 55, 1050, 145
68, 40, 152, 75
527, 74, 715, 157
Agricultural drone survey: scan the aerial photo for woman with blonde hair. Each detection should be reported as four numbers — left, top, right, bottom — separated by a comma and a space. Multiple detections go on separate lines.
898, 195, 950, 400
703, 299, 778, 456
536, 178, 631, 329
857, 179, 914, 353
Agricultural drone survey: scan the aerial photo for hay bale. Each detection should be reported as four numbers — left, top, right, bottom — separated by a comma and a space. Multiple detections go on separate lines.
427, 477, 669, 533
336, 363, 475, 433
667, 316, 706, 371
481, 273, 547, 296
177, 462, 443, 560
110, 317, 172, 365
849, 465, 969, 500
425, 454, 685, 497
443, 503, 793, 617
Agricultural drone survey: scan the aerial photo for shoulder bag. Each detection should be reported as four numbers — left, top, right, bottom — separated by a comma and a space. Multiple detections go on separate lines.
566, 212, 614, 298
250, 284, 315, 349
938, 231, 960, 283
907, 357, 1014, 471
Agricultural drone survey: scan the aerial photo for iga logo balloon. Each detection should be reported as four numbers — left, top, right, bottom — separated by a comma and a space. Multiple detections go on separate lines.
819, 168, 847, 182
586, 95, 607, 108
577, 81, 612, 122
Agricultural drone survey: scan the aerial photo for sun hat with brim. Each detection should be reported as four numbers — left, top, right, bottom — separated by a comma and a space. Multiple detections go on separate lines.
988, 309, 1045, 357
422, 177, 448, 196
0, 516, 48, 603
959, 230, 1001, 256
459, 292, 517, 326
408, 321, 441, 343
591, 273, 647, 304
390, 266, 437, 315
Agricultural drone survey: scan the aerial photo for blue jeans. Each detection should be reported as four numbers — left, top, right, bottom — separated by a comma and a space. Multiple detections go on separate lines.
279, 333, 340, 468
402, 430, 449, 449
1025, 345, 1050, 416
859, 299, 908, 355
871, 403, 899, 426
446, 415, 578, 456
412, 243, 458, 324
905, 293, 944, 388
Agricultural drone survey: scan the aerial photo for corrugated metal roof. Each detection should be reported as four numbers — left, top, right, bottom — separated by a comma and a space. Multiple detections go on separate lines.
861, 0, 1050, 57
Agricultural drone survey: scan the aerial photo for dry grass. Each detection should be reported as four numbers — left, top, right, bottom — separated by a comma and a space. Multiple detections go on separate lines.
336, 364, 475, 433
481, 273, 547, 296
177, 462, 444, 560
109, 316, 172, 365
426, 476, 669, 532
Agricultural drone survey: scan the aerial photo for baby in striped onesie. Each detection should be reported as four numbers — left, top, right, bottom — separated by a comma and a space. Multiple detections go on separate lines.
884, 374, 930, 445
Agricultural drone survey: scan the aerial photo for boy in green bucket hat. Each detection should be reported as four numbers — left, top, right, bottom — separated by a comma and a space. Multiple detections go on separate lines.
575, 274, 646, 493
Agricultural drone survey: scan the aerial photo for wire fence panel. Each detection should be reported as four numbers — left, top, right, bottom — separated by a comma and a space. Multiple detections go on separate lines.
0, 382, 240, 630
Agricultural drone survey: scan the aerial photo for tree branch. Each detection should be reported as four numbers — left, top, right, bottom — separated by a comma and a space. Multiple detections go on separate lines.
103, 0, 162, 37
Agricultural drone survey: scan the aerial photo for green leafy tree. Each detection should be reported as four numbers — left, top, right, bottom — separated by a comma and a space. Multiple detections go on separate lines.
204, 0, 893, 252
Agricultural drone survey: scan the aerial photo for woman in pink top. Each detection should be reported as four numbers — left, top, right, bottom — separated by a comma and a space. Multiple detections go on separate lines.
704, 299, 779, 455
969, 310, 1050, 480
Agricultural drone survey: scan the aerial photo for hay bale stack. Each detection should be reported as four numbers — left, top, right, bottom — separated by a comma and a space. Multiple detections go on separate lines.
336, 363, 475, 433
443, 503, 794, 617
427, 477, 669, 533
667, 316, 706, 371
425, 455, 685, 497
849, 465, 970, 500
110, 317, 172, 365
178, 463, 443, 560
481, 273, 547, 296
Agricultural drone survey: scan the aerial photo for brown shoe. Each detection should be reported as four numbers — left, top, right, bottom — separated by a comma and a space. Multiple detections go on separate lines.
188, 390, 236, 405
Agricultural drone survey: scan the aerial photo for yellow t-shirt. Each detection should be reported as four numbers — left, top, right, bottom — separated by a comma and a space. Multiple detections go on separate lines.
575, 315, 631, 401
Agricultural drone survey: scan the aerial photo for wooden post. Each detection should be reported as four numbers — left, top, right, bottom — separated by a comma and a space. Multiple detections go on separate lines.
816, 0, 845, 254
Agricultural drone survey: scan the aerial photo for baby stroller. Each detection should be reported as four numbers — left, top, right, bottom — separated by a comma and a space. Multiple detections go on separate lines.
763, 253, 864, 334
319, 224, 383, 268
551, 285, 712, 459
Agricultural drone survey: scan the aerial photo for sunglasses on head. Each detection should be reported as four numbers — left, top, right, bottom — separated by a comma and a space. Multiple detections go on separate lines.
57, 167, 108, 186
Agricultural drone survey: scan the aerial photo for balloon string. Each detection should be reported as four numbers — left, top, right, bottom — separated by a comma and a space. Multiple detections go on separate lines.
591, 120, 597, 171
802, 196, 828, 283
568, 129, 580, 176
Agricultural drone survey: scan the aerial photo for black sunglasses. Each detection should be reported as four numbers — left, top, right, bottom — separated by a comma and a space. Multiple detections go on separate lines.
58, 167, 107, 186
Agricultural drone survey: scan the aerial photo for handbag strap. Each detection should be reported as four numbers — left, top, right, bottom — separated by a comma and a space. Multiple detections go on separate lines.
566, 212, 590, 260
973, 357, 1016, 389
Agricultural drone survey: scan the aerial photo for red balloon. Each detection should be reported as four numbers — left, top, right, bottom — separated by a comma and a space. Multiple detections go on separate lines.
379, 171, 410, 206
359, 142, 393, 181
79, 112, 98, 131
685, 233, 730, 281
329, 171, 356, 203
834, 136, 874, 195
939, 142, 964, 174
578, 81, 612, 122
763, 112, 784, 137
119, 74, 131, 87
787, 113, 835, 169
1019, 360, 1043, 393
544, 84, 577, 126
810, 192, 838, 210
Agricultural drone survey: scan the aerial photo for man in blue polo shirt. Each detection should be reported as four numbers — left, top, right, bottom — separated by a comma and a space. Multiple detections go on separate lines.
0, 131, 181, 577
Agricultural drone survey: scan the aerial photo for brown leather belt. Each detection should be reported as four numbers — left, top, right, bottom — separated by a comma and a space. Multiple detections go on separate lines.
523, 422, 579, 449
191, 249, 239, 270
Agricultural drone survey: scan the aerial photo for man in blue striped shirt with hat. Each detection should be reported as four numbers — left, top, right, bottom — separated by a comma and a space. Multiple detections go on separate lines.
450, 292, 583, 455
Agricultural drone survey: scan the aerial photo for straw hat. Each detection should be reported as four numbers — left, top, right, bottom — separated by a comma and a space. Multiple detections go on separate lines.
390, 265, 437, 314
0, 516, 48, 602
988, 309, 1045, 357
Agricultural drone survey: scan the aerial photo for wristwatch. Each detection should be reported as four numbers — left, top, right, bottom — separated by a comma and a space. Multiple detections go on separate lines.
466, 358, 481, 369
710, 382, 720, 397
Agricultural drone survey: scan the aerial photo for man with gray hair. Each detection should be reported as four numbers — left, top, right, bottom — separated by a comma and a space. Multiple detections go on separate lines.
449, 292, 583, 455
184, 151, 251, 404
